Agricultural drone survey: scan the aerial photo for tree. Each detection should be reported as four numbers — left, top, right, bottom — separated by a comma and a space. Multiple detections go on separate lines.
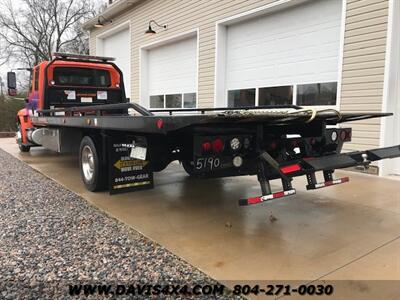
0, 0, 99, 68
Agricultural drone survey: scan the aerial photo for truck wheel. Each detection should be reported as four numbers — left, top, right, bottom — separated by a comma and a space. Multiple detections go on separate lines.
182, 160, 197, 177
79, 136, 107, 191
19, 144, 31, 152
17, 124, 30, 152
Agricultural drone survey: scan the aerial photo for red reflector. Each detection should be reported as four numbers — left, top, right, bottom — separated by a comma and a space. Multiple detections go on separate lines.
340, 130, 347, 141
273, 191, 285, 198
156, 119, 164, 129
280, 164, 301, 174
307, 177, 350, 190
202, 141, 211, 152
212, 138, 224, 153
239, 189, 296, 206
269, 141, 277, 150
248, 197, 262, 205
347, 130, 352, 140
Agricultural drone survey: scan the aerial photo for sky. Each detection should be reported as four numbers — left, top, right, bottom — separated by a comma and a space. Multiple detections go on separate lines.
0, 0, 24, 86
0, 0, 105, 91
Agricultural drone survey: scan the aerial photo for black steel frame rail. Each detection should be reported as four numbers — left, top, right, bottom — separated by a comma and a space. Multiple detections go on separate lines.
38, 103, 153, 116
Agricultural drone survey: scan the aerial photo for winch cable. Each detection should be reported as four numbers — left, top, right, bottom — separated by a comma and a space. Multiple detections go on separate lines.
288, 108, 343, 123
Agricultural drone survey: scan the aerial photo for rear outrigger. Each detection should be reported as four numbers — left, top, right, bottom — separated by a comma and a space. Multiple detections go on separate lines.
8, 53, 400, 205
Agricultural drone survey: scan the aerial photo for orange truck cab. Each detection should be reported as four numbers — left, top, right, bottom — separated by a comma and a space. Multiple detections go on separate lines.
11, 53, 125, 152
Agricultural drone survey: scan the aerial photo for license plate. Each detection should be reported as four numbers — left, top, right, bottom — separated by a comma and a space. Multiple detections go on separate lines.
195, 157, 221, 171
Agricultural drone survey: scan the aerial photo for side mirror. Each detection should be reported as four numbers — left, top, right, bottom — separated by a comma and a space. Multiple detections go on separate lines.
7, 72, 17, 89
7, 72, 17, 96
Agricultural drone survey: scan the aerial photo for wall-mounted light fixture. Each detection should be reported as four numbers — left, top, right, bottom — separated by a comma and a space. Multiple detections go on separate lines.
145, 20, 167, 35
94, 16, 112, 28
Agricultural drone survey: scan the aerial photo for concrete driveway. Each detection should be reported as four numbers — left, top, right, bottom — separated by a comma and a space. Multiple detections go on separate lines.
1, 137, 399, 299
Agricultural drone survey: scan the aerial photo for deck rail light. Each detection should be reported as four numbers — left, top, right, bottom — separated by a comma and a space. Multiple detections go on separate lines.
145, 20, 167, 35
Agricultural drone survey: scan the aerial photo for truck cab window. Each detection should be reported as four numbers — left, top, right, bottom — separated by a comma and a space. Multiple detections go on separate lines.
34, 68, 39, 91
28, 72, 33, 92
53, 67, 111, 87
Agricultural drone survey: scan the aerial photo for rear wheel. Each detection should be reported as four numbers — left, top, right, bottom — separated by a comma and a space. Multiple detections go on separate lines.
182, 160, 197, 177
79, 136, 107, 191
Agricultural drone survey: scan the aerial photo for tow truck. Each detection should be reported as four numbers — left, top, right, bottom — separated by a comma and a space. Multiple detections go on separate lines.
7, 53, 400, 205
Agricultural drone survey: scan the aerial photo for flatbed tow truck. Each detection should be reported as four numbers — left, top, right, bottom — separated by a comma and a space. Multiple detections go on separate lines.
7, 53, 400, 205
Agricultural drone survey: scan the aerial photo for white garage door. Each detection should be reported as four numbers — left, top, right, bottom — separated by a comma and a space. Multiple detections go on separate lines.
224, 0, 342, 107
102, 28, 131, 99
146, 36, 197, 109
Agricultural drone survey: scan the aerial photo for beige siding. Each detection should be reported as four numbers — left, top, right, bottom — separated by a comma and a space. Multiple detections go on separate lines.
340, 0, 388, 153
89, 0, 282, 108
89, 0, 389, 155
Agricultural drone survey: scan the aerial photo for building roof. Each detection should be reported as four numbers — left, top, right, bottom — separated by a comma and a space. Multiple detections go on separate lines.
82, 0, 143, 30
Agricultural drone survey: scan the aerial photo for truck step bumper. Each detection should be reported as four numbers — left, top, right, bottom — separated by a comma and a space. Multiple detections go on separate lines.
306, 177, 349, 190
239, 189, 296, 206
242, 145, 400, 206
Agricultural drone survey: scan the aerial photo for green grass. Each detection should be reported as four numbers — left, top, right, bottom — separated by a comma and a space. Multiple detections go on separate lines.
0, 95, 25, 132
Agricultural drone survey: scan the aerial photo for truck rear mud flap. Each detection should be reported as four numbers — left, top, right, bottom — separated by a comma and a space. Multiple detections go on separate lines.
240, 145, 400, 206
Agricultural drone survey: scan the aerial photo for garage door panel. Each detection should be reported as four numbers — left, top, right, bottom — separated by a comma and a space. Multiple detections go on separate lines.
225, 0, 342, 92
227, 63, 339, 91
227, 18, 340, 51
227, 46, 340, 72
102, 28, 131, 98
148, 36, 197, 97
228, 41, 338, 64
227, 6, 340, 46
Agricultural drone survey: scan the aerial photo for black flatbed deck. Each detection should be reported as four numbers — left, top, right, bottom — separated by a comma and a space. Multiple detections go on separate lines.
32, 103, 392, 134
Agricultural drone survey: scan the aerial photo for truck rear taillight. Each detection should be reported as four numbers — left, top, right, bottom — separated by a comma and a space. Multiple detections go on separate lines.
340, 129, 352, 142
243, 137, 251, 149
212, 138, 224, 153
268, 141, 278, 151
196, 135, 252, 156
156, 119, 164, 129
201, 141, 212, 153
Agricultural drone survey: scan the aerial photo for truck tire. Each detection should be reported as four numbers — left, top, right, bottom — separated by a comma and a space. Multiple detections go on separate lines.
182, 160, 197, 177
17, 124, 30, 152
79, 136, 107, 192
19, 144, 31, 152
